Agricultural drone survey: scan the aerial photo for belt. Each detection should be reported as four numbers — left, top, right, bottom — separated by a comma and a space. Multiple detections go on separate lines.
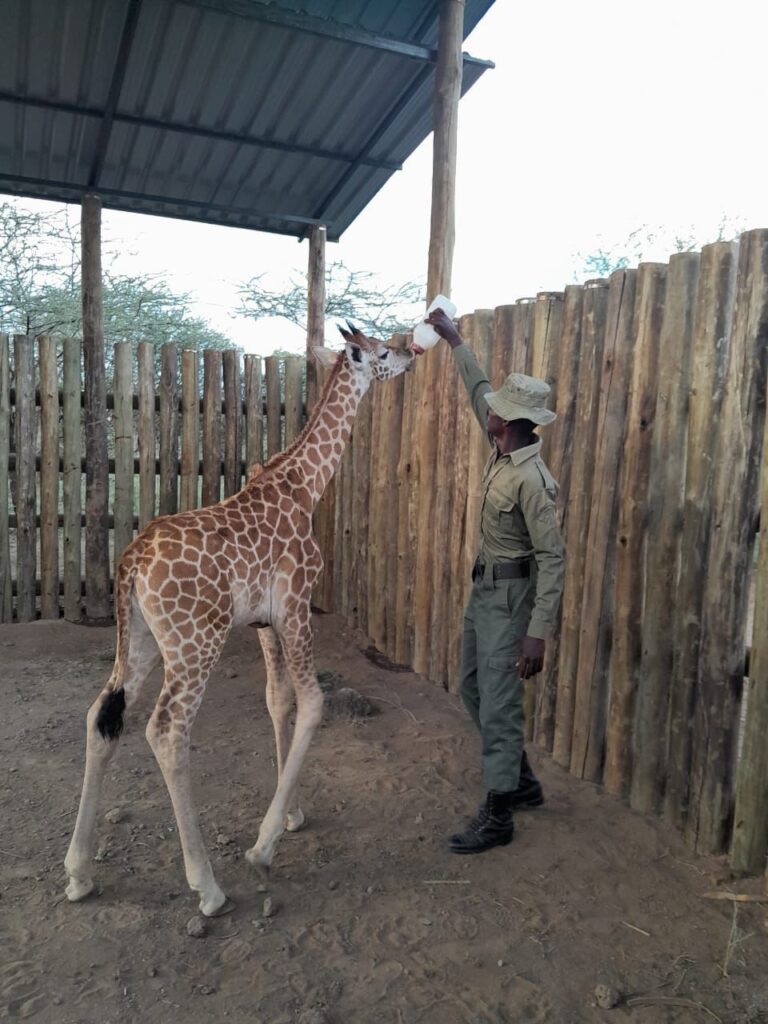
472, 558, 531, 581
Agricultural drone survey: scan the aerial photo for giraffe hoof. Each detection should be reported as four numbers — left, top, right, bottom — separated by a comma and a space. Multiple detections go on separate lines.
245, 846, 271, 878
65, 876, 95, 903
285, 808, 306, 832
202, 896, 235, 918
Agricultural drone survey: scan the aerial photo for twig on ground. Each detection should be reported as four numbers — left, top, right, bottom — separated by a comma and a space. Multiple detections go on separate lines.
703, 891, 768, 904
626, 995, 721, 1022
423, 879, 471, 885
368, 694, 420, 724
718, 903, 754, 979
621, 920, 651, 937
0, 848, 24, 858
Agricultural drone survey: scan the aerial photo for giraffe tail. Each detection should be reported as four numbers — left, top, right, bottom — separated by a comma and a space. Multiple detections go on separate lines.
96, 561, 137, 740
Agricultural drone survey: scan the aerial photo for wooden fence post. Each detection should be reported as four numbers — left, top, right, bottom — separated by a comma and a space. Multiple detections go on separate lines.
223, 349, 241, 497
535, 285, 584, 752
39, 336, 60, 619
14, 335, 36, 622
284, 356, 304, 446
394, 342, 418, 665
552, 281, 608, 768
244, 354, 263, 472
202, 349, 222, 507
665, 242, 737, 828
159, 344, 179, 515
603, 264, 667, 797
137, 341, 156, 529
181, 350, 199, 512
62, 337, 82, 622
687, 229, 768, 854
113, 341, 134, 575
0, 334, 12, 622
265, 356, 281, 458
81, 195, 110, 620
730, 371, 768, 874
306, 225, 325, 413
570, 269, 638, 781
631, 252, 700, 814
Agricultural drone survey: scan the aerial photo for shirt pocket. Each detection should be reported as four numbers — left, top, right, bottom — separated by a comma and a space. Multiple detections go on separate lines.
485, 489, 522, 538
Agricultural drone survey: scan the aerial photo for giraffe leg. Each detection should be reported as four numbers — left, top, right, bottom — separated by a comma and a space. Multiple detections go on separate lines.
247, 612, 323, 871
258, 626, 305, 832
65, 613, 160, 902
146, 639, 230, 917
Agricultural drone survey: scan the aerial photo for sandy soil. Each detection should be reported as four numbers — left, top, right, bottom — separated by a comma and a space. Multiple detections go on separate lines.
1, 614, 766, 1024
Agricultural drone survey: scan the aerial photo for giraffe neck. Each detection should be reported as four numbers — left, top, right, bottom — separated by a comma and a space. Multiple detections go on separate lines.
277, 355, 366, 506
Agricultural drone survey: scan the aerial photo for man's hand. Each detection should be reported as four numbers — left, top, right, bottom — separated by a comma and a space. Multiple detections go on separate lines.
517, 636, 545, 679
426, 308, 462, 347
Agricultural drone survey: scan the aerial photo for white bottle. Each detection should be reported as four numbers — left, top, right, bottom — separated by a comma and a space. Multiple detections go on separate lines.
412, 294, 458, 351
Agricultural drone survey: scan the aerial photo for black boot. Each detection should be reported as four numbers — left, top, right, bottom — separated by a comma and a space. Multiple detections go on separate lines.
510, 750, 544, 810
448, 791, 514, 855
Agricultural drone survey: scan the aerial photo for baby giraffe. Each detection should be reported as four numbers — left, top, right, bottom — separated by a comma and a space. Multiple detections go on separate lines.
64, 325, 413, 916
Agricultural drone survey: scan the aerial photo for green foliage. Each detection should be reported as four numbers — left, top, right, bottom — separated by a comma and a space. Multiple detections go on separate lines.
573, 217, 745, 280
238, 260, 424, 340
0, 202, 234, 360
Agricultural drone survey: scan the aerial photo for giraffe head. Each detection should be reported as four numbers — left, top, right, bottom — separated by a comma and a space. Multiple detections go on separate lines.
335, 321, 414, 385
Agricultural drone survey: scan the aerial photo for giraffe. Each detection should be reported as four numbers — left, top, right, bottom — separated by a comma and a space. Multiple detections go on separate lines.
64, 325, 414, 917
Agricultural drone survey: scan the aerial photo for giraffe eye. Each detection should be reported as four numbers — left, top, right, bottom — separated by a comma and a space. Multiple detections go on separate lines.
380, 351, 389, 360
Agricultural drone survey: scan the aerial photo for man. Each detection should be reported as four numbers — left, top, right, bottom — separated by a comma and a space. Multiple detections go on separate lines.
415, 308, 565, 855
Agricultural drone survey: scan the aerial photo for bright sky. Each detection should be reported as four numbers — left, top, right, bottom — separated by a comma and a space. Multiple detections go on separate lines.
10, 0, 768, 355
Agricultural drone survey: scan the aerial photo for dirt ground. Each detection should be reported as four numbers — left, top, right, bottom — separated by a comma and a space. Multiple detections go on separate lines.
1, 614, 767, 1024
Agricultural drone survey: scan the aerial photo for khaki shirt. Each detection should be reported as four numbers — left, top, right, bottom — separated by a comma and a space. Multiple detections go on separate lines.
453, 344, 565, 640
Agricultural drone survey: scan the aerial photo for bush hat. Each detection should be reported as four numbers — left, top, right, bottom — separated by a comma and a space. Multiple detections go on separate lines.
484, 372, 556, 427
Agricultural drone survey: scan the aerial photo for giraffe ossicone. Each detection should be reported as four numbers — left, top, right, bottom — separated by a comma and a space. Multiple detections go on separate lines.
64, 328, 414, 916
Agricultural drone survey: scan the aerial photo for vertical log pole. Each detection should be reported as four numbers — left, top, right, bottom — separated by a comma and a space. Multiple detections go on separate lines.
202, 349, 222, 507
81, 195, 110, 620
244, 354, 263, 472
284, 356, 304, 445
665, 242, 737, 828
223, 349, 241, 497
730, 372, 768, 874
181, 350, 199, 511
569, 269, 637, 780
631, 252, 700, 814
306, 225, 326, 414
552, 281, 609, 768
113, 341, 134, 576
603, 264, 667, 797
159, 344, 179, 515
412, 0, 464, 675
688, 229, 768, 854
535, 286, 584, 751
62, 337, 82, 622
394, 341, 418, 664
39, 335, 60, 619
265, 356, 281, 457
0, 334, 11, 621
14, 336, 36, 622
137, 341, 156, 529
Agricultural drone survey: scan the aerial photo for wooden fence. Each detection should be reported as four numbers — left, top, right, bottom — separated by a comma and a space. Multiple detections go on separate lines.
1, 230, 767, 883
330, 229, 768, 878
0, 337, 305, 623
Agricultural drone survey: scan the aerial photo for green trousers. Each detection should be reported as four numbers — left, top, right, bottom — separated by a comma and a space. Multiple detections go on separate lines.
459, 562, 537, 793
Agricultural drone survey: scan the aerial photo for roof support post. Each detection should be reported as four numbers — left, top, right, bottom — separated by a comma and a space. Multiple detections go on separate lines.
306, 224, 326, 413
427, 0, 464, 301
81, 194, 111, 621
412, 0, 465, 677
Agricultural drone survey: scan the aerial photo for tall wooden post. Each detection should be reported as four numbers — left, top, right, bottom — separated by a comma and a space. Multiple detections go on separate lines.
81, 194, 111, 621
412, 0, 465, 674
306, 225, 326, 413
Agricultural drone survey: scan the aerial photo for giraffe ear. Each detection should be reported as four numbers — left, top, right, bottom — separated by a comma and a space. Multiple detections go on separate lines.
312, 346, 338, 368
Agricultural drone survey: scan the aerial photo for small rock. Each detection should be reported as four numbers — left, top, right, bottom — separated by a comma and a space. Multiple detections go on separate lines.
223, 668, 238, 679
197, 984, 216, 996
94, 840, 110, 862
147, 967, 158, 978
257, 883, 268, 893
418, 918, 432, 927
297, 1010, 330, 1024
105, 808, 125, 824
186, 916, 207, 938
366, 886, 375, 895
327, 879, 339, 891
497, 959, 504, 968
594, 983, 621, 1009
215, 833, 232, 846
262, 896, 276, 918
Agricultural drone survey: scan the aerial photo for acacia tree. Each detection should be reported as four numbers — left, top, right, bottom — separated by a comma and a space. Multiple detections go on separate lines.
237, 260, 424, 340
0, 201, 235, 382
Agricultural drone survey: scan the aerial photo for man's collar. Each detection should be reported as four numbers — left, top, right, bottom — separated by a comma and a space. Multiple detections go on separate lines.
493, 438, 541, 466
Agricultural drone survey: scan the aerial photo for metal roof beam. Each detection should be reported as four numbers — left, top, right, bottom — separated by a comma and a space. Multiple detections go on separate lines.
0, 171, 324, 230
0, 91, 402, 172
178, 0, 494, 68
88, 0, 143, 188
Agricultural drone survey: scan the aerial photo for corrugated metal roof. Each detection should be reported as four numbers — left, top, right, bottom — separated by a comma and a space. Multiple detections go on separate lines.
0, 0, 494, 239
